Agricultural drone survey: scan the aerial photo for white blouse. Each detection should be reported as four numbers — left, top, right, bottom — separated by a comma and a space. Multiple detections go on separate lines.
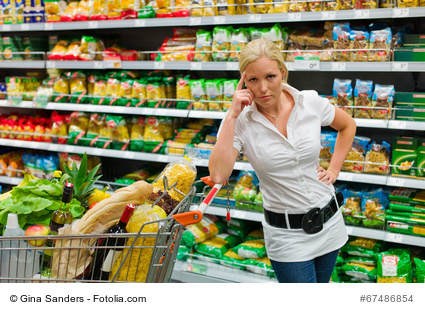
217, 83, 348, 262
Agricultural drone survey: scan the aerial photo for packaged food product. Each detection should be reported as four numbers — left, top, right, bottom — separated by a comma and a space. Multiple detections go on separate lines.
206, 79, 224, 111
245, 228, 264, 241
228, 28, 249, 62
181, 215, 225, 248
131, 78, 147, 107
194, 30, 213, 62
323, 0, 341, 10
48, 39, 70, 60
151, 157, 197, 201
268, 0, 289, 13
371, 84, 395, 120
66, 71, 88, 104
341, 189, 363, 226
106, 114, 130, 150
219, 249, 246, 269
354, 79, 373, 119
212, 26, 232, 62
176, 75, 192, 109
247, 0, 272, 13
397, 0, 419, 6
342, 237, 383, 259
90, 0, 108, 20
319, 131, 336, 169
414, 258, 425, 283
67, 112, 89, 145
189, 79, 207, 111
368, 28, 392, 62
44, 0, 68, 23
244, 257, 275, 277
342, 135, 370, 173
333, 23, 351, 62
289, 0, 308, 11
377, 249, 412, 283
364, 141, 390, 175
332, 78, 353, 116
217, 0, 236, 15
223, 79, 238, 111
341, 262, 377, 281
194, 233, 242, 258
232, 240, 267, 259
361, 189, 388, 229
350, 30, 370, 62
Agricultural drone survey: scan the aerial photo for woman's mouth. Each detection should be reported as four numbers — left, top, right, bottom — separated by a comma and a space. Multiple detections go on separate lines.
260, 95, 271, 100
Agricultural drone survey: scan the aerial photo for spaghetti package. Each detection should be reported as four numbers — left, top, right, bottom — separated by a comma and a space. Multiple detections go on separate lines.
364, 141, 390, 175
354, 79, 373, 119
181, 215, 226, 248
152, 157, 197, 201
332, 78, 353, 116
268, 0, 289, 13
223, 79, 238, 111
371, 84, 395, 120
368, 28, 392, 62
217, 0, 236, 15
333, 23, 351, 62
377, 249, 412, 283
67, 112, 89, 145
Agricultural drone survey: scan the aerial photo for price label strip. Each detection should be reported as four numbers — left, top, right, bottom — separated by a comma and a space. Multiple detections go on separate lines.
392, 62, 409, 71
294, 56, 320, 71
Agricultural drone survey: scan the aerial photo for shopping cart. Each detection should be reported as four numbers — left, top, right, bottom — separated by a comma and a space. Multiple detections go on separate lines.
0, 177, 224, 283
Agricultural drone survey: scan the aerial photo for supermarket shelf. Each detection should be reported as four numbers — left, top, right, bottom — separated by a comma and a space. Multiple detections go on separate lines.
0, 175, 24, 186
0, 60, 45, 68
388, 120, 425, 131
171, 259, 277, 283
386, 176, 425, 189
1, 8, 421, 33
0, 23, 44, 32
354, 118, 388, 129
337, 172, 388, 185
194, 205, 425, 247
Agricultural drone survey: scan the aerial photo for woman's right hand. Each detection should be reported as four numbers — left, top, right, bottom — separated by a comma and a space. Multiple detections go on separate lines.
228, 72, 254, 119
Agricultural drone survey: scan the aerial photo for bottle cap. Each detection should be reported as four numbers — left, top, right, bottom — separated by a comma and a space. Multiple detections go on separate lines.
120, 204, 135, 224
62, 183, 74, 203
54, 170, 62, 178
6, 213, 19, 229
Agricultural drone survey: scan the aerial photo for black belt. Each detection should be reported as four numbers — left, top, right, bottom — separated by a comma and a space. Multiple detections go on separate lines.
263, 191, 344, 234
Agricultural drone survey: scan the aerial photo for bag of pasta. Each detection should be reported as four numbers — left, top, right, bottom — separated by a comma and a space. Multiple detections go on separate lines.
66, 71, 88, 104
194, 233, 242, 258
217, 0, 236, 15
319, 131, 336, 169
144, 116, 165, 153
414, 258, 425, 283
86, 113, 105, 148
91, 76, 107, 105
333, 23, 351, 62
131, 78, 147, 107
212, 26, 233, 62
194, 30, 213, 62
350, 30, 369, 62
377, 249, 413, 283
341, 188, 363, 226
342, 237, 383, 259
151, 154, 197, 202
247, 0, 272, 13
364, 141, 390, 175
67, 112, 89, 146
44, 0, 68, 23
368, 28, 392, 62
176, 75, 192, 109
289, 0, 308, 11
342, 135, 370, 173
361, 189, 388, 229
354, 79, 373, 119
268, 0, 289, 13
223, 79, 238, 111
233, 171, 259, 202
333, 78, 353, 116
206, 79, 224, 111
340, 262, 377, 281
244, 257, 275, 277
130, 116, 145, 151
371, 84, 394, 120
181, 214, 226, 248
117, 79, 134, 106
106, 114, 131, 150
323, 0, 341, 10
52, 75, 70, 103
228, 28, 249, 62
190, 79, 208, 111
49, 38, 71, 60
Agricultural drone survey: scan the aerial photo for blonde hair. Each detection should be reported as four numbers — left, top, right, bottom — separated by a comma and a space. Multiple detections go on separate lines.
239, 37, 288, 82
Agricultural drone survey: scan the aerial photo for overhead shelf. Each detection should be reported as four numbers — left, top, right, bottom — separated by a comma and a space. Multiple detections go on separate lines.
2, 8, 423, 32
0, 60, 45, 69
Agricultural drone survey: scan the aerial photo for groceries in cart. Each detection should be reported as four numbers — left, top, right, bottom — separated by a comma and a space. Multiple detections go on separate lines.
0, 152, 216, 283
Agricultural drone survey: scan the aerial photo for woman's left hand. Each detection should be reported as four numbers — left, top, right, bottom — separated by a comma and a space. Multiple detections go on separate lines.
316, 167, 339, 185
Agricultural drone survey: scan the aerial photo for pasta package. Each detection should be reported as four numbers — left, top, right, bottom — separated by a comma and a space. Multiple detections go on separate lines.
131, 78, 147, 107
229, 28, 249, 62
333, 23, 351, 62
247, 0, 272, 13
206, 79, 224, 111
106, 114, 130, 150
397, 0, 418, 7
190, 79, 208, 111
319, 131, 336, 169
235, 0, 248, 14
232, 240, 267, 259
377, 249, 413, 283
152, 158, 197, 201
340, 188, 362, 226
289, 0, 308, 11
323, 0, 341, 10
217, 0, 236, 15
181, 215, 226, 248
368, 28, 392, 62
268, 0, 289, 13
371, 84, 395, 120
332, 78, 353, 116
342, 135, 370, 173
354, 79, 373, 119
86, 113, 105, 147
212, 26, 233, 62
194, 30, 213, 62
342, 237, 383, 259
223, 79, 238, 111
361, 189, 389, 229
341, 262, 377, 281
364, 141, 390, 175
350, 30, 369, 62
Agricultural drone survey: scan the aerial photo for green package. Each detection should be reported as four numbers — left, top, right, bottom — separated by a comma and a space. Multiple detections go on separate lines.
341, 262, 377, 281
194, 233, 242, 258
377, 249, 412, 283
414, 258, 425, 283
391, 137, 417, 177
244, 257, 275, 278
219, 249, 246, 270
232, 240, 267, 259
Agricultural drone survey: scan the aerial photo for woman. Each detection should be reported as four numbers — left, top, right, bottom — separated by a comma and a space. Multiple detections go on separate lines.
209, 38, 356, 283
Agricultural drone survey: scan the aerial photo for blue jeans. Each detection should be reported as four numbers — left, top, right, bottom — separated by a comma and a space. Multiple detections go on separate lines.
270, 249, 339, 283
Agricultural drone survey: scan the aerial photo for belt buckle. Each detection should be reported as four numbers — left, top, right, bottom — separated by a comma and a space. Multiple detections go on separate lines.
302, 207, 324, 234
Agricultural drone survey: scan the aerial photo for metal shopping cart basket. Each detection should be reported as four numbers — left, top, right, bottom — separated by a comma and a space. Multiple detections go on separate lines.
0, 177, 224, 283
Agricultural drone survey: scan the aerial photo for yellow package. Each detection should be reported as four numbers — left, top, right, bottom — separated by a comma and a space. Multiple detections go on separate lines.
397, 0, 418, 7
130, 117, 145, 141
236, 0, 248, 14
217, 0, 236, 15
107, 0, 121, 18
110, 207, 161, 282
118, 79, 134, 100
268, 0, 289, 13
181, 215, 222, 247
144, 116, 165, 142
152, 159, 197, 201
289, 0, 308, 11
203, 0, 218, 16
106, 77, 121, 97
248, 0, 272, 13
45, 0, 68, 22
176, 76, 192, 101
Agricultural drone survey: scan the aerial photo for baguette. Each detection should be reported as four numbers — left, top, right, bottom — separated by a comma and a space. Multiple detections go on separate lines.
75, 180, 153, 234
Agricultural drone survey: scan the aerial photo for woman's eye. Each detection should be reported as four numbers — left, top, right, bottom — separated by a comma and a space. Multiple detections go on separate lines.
267, 75, 275, 79
249, 78, 256, 82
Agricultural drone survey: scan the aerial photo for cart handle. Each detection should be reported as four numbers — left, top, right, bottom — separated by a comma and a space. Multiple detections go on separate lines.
173, 181, 223, 226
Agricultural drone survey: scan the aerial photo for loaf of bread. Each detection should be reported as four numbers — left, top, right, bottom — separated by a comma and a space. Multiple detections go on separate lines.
75, 180, 153, 234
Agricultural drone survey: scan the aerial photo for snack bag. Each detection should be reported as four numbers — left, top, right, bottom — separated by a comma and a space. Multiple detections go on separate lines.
332, 78, 353, 116
377, 249, 412, 283
130, 116, 145, 151
223, 79, 238, 111
371, 84, 395, 120
364, 141, 390, 175
354, 79, 373, 119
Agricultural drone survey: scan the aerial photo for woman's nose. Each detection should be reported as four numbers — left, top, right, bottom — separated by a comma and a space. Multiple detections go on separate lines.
259, 80, 267, 93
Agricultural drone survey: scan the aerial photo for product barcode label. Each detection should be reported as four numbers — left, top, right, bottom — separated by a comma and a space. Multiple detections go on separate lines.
248, 14, 261, 23
393, 8, 409, 17
392, 62, 409, 71
134, 19, 146, 27
321, 11, 336, 20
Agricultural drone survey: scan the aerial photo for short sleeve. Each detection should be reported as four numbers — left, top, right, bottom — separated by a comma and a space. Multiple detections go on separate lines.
216, 111, 244, 153
316, 94, 336, 126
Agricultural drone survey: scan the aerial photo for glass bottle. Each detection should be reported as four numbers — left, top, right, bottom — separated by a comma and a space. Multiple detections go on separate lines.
49, 182, 74, 235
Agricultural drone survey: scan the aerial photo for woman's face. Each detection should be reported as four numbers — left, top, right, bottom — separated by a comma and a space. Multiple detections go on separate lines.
244, 56, 285, 109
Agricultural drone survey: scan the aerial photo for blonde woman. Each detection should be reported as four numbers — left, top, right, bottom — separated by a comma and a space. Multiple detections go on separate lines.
209, 38, 356, 283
